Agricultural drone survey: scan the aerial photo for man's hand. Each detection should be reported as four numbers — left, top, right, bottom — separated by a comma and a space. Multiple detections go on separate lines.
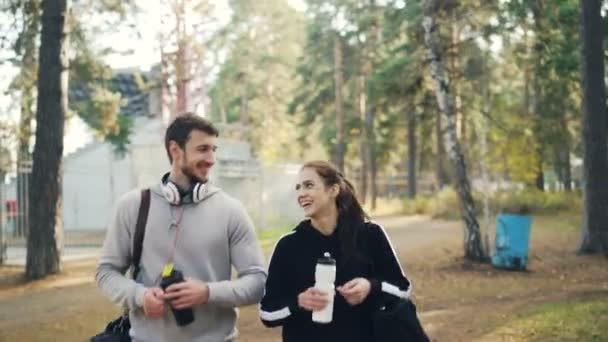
297, 287, 329, 312
163, 278, 209, 310
143, 288, 166, 318
337, 278, 371, 306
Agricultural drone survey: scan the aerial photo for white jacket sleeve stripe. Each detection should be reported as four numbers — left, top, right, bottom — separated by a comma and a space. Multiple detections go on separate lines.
259, 306, 292, 322
375, 222, 413, 293
381, 281, 411, 299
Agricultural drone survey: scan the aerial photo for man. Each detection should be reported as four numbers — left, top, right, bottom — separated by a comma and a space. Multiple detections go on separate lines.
96, 113, 267, 341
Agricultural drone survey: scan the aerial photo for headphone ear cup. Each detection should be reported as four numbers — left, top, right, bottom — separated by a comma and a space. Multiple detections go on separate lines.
192, 183, 205, 203
162, 181, 181, 205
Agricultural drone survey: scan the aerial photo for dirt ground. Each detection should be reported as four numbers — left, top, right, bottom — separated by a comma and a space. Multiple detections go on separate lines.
1, 214, 607, 342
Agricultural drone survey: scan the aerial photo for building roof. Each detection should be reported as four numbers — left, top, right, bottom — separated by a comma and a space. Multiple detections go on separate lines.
69, 71, 158, 118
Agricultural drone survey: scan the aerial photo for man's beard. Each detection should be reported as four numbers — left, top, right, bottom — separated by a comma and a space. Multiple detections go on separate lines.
181, 164, 207, 185
181, 154, 208, 185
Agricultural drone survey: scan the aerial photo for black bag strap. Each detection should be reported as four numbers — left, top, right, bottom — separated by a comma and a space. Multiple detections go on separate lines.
132, 189, 150, 280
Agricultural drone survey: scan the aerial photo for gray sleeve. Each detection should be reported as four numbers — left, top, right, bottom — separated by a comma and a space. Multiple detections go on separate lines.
207, 202, 267, 307
95, 191, 147, 311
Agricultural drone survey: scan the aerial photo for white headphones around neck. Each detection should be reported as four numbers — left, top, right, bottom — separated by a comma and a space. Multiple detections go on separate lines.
160, 173, 207, 205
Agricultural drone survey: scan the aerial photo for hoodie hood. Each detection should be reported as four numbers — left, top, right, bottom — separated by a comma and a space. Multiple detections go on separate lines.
294, 219, 340, 242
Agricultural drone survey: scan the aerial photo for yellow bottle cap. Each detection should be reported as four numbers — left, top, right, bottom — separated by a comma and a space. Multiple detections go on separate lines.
162, 263, 174, 277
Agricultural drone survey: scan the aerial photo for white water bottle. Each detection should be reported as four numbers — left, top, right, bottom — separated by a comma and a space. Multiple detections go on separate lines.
312, 252, 336, 324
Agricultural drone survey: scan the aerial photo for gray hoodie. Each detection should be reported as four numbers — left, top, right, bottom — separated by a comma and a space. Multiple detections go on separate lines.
96, 182, 267, 342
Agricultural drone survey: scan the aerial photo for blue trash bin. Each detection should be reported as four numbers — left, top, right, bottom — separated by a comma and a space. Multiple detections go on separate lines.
492, 214, 532, 270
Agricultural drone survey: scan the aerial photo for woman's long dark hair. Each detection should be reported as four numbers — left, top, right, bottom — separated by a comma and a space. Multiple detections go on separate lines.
302, 160, 369, 261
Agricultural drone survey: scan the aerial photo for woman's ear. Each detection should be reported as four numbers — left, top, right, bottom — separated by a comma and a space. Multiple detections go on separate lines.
330, 183, 341, 198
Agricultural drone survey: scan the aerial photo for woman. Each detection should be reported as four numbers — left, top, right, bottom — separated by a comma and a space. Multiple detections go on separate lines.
259, 161, 412, 342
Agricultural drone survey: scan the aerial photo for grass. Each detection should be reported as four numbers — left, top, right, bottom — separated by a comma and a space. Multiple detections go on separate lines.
409, 211, 608, 342
532, 212, 582, 232
256, 225, 293, 253
478, 299, 608, 341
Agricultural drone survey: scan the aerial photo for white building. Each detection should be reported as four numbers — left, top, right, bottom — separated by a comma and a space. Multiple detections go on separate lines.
1, 68, 303, 238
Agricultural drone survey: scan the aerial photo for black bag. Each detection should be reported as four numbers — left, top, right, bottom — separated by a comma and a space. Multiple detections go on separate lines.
90, 315, 132, 342
90, 189, 151, 342
372, 297, 430, 342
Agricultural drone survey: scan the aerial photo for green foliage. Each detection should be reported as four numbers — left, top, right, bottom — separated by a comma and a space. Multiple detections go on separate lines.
68, 10, 135, 151
493, 189, 583, 214
104, 114, 133, 156
401, 189, 582, 219
256, 224, 294, 252
0, 121, 16, 172
208, 0, 307, 161
3, 0, 139, 152
208, 0, 589, 198
73, 86, 123, 135
496, 0, 581, 188
2, 0, 593, 209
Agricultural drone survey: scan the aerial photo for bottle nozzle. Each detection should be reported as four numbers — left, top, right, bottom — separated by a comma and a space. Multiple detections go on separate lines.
318, 252, 336, 265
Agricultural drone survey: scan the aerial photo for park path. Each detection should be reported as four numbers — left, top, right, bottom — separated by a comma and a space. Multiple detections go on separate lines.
0, 215, 461, 341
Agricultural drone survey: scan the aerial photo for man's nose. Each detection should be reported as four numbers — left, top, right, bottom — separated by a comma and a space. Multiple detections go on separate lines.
205, 152, 216, 165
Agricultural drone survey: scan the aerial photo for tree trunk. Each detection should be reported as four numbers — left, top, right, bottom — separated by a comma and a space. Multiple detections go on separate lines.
370, 147, 377, 210
357, 75, 368, 204
407, 114, 417, 198
532, 67, 544, 191
159, 49, 170, 120
333, 35, 345, 173
450, 15, 465, 142
25, 0, 69, 280
16, 0, 41, 238
558, 110, 572, 192
367, 12, 378, 210
218, 89, 228, 124
175, 0, 188, 114
562, 143, 572, 192
534, 156, 544, 191
531, 69, 544, 191
480, 46, 492, 259
578, 0, 608, 254
367, 106, 377, 210
435, 107, 448, 188
522, 22, 532, 165
523, 25, 530, 120
532, 2, 545, 191
423, 0, 485, 262
239, 74, 248, 127
18, 0, 40, 155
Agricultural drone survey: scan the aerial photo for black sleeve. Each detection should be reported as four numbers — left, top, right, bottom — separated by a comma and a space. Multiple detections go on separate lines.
365, 223, 411, 301
259, 236, 303, 327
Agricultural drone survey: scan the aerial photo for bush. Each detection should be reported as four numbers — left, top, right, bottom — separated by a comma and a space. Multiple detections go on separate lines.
401, 188, 582, 219
494, 189, 582, 215
400, 189, 462, 219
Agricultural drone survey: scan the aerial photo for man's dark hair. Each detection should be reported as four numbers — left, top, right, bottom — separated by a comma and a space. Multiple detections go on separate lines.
164, 113, 219, 162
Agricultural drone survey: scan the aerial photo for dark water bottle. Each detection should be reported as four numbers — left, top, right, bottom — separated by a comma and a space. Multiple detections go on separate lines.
160, 268, 195, 326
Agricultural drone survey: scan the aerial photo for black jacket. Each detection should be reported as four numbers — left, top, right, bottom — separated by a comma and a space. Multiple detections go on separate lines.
259, 220, 411, 342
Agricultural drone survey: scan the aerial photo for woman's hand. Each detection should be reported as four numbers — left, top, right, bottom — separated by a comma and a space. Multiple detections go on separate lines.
337, 278, 371, 306
298, 287, 329, 311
